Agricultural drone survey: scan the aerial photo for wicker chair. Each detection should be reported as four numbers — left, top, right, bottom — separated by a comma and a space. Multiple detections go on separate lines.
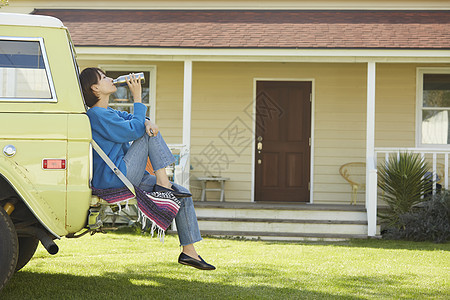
435, 163, 446, 185
339, 162, 366, 205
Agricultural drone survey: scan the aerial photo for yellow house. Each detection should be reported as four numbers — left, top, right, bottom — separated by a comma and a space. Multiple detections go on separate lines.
4, 0, 450, 240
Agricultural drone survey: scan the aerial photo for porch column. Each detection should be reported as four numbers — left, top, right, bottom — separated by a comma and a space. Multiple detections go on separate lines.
366, 61, 378, 237
181, 60, 193, 188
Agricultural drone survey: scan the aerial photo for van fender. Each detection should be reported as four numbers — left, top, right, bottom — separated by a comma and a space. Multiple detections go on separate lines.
0, 157, 65, 238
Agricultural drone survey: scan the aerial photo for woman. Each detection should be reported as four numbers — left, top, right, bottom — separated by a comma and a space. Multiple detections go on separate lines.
79, 67, 215, 270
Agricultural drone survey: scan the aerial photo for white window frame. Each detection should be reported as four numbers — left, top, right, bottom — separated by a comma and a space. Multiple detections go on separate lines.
416, 67, 450, 149
0, 36, 57, 102
98, 64, 157, 122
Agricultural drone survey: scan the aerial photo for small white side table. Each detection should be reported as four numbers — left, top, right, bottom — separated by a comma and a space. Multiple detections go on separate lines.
197, 177, 230, 202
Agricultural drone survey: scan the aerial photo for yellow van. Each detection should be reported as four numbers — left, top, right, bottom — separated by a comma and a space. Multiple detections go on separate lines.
0, 13, 93, 289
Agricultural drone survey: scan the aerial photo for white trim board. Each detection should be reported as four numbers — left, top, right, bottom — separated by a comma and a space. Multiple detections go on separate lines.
416, 67, 450, 149
4, 1, 450, 12
5, 1, 450, 12
77, 47, 450, 63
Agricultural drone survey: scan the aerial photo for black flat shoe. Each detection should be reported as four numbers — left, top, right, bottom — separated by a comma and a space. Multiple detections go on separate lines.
154, 184, 192, 198
178, 252, 216, 270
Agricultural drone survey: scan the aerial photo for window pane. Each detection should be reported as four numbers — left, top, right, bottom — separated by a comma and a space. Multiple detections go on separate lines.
422, 110, 450, 144
0, 40, 52, 99
105, 71, 150, 105
423, 74, 450, 107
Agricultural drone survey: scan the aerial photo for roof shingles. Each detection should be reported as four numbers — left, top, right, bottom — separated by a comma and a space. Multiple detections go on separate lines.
33, 9, 450, 49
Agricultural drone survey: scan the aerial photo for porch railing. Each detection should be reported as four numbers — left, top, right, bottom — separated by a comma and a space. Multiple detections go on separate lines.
375, 147, 450, 193
366, 147, 450, 236
169, 144, 190, 188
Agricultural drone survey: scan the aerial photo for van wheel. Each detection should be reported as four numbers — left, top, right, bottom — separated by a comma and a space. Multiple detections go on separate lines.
15, 236, 39, 272
0, 207, 18, 291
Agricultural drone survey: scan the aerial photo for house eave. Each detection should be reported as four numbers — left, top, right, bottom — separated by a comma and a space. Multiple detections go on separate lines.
75, 46, 450, 63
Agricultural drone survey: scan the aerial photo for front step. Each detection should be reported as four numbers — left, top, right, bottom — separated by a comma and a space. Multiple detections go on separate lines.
189, 202, 381, 241
198, 217, 368, 235
199, 230, 370, 242
194, 202, 368, 221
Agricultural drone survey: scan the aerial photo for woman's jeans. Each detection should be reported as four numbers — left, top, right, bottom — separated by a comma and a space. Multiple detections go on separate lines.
123, 133, 202, 246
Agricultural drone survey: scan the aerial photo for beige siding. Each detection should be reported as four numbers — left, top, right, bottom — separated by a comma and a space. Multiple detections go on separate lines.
376, 64, 417, 147
152, 62, 185, 142
190, 62, 450, 203
78, 59, 449, 204
313, 63, 367, 204
189, 62, 371, 203
191, 62, 255, 201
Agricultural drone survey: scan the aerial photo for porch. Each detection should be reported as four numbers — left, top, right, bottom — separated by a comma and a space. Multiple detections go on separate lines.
174, 148, 449, 241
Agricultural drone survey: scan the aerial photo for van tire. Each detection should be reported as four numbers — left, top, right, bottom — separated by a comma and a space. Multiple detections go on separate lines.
15, 236, 39, 272
0, 207, 18, 291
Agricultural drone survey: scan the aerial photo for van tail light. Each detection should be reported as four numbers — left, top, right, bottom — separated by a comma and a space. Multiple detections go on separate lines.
43, 159, 66, 169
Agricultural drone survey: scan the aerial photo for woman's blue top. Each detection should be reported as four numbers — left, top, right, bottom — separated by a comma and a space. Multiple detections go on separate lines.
86, 102, 147, 189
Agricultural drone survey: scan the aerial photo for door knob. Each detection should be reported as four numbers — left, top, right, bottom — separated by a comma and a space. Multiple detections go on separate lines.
257, 142, 263, 150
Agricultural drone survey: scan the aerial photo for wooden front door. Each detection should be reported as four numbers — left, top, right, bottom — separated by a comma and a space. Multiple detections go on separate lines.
255, 81, 311, 202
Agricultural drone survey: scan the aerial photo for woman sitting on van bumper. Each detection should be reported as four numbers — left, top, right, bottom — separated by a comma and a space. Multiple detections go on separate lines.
79, 67, 215, 271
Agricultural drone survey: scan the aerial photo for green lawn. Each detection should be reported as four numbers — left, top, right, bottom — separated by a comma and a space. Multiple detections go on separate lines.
1, 231, 449, 299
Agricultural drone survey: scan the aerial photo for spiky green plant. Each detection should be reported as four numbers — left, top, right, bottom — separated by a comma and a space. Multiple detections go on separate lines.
378, 152, 433, 228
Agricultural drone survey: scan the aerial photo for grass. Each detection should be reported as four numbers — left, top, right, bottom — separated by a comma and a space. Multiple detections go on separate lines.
1, 230, 449, 299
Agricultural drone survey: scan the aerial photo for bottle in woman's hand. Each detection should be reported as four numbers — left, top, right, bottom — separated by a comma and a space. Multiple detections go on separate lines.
113, 72, 145, 86
124, 73, 143, 103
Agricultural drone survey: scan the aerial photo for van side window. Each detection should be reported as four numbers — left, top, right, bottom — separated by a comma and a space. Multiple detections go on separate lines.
0, 39, 54, 100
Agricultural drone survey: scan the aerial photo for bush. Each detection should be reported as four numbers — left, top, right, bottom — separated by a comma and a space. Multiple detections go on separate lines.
378, 152, 433, 228
382, 191, 450, 243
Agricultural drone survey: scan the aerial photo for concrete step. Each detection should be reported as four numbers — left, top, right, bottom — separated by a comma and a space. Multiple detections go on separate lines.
197, 230, 374, 242
194, 203, 368, 222
195, 208, 367, 222
197, 217, 372, 235
190, 202, 381, 240
198, 217, 367, 224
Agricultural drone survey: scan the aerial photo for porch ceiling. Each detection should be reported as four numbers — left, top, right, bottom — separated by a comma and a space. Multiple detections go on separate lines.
32, 9, 450, 50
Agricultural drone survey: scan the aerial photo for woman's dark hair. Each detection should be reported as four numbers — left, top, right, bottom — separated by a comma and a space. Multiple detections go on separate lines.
79, 67, 104, 107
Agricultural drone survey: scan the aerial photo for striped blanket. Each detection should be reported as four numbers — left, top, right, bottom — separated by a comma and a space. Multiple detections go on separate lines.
92, 186, 181, 237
